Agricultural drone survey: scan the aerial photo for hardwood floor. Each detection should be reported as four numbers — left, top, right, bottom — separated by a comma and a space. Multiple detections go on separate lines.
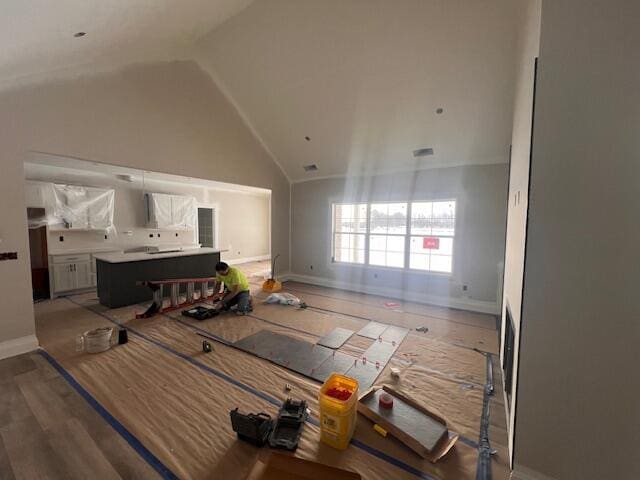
0, 351, 159, 480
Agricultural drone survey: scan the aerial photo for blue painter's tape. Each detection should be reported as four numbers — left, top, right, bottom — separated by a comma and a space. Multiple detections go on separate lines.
63, 297, 458, 480
172, 311, 481, 451
38, 349, 179, 480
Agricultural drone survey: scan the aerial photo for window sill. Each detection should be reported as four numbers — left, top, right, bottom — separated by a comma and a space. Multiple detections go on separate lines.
330, 260, 452, 278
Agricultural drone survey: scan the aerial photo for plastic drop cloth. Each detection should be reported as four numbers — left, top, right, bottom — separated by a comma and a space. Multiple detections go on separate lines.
145, 192, 196, 229
27, 182, 116, 234
264, 292, 304, 306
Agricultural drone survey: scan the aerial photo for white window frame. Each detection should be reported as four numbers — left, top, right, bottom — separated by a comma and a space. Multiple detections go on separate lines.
330, 199, 457, 275
331, 203, 368, 265
407, 199, 456, 274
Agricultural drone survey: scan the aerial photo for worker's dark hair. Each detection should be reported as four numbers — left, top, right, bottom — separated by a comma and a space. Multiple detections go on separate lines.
215, 262, 229, 272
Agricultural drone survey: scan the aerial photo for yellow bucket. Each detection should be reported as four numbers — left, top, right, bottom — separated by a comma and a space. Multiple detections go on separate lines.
318, 373, 359, 450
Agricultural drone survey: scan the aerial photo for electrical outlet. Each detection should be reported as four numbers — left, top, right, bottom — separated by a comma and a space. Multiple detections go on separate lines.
59, 236, 64, 242
310, 265, 313, 270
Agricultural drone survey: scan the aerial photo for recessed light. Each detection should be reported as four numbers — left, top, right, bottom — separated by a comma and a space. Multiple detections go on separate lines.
304, 136, 311, 141
303, 164, 318, 172
74, 32, 86, 38
413, 148, 434, 157
436, 108, 444, 114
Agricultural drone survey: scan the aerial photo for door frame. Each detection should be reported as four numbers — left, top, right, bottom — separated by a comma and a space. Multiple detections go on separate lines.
195, 202, 219, 249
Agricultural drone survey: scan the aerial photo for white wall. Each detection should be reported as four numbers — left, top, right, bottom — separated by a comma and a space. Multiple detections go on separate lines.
0, 60, 289, 353
291, 164, 508, 312
501, 0, 541, 464
25, 168, 271, 261
513, 1, 640, 479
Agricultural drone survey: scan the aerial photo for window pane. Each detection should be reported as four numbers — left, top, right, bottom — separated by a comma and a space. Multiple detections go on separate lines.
386, 252, 404, 268
333, 233, 365, 264
430, 255, 452, 273
409, 253, 429, 270
370, 203, 407, 234
432, 201, 456, 219
409, 236, 453, 272
411, 200, 456, 235
334, 203, 367, 233
369, 234, 405, 268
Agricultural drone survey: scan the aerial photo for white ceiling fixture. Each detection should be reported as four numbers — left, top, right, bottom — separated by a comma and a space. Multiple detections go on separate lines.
0, 0, 255, 86
195, 0, 522, 181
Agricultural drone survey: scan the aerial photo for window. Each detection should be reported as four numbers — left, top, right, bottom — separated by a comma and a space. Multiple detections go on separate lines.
331, 200, 456, 273
409, 201, 455, 273
332, 203, 367, 264
369, 203, 407, 268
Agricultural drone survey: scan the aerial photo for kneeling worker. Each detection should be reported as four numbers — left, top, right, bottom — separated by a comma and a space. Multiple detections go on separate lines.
212, 262, 253, 315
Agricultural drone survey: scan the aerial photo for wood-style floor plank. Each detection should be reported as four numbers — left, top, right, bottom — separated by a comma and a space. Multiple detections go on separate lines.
0, 352, 160, 480
46, 418, 122, 480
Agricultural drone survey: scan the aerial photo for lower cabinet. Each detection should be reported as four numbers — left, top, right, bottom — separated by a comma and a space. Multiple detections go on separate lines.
51, 254, 94, 293
53, 263, 77, 292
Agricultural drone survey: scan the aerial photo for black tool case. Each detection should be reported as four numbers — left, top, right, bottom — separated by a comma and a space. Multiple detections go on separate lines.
268, 399, 308, 451
181, 306, 218, 321
229, 409, 273, 447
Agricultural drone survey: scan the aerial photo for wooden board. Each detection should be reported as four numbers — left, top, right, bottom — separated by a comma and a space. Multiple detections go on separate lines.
356, 321, 388, 339
316, 328, 355, 349
245, 452, 361, 480
358, 386, 458, 461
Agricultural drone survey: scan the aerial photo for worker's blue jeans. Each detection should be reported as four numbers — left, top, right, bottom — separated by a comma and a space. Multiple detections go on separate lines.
222, 290, 252, 313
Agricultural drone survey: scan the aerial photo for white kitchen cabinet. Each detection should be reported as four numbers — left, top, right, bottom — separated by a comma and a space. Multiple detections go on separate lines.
145, 193, 195, 229
50, 254, 94, 293
53, 263, 76, 292
75, 262, 93, 289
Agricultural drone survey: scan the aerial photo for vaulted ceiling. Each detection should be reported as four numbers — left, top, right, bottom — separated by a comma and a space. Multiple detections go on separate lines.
2, 0, 522, 182
0, 0, 254, 84
195, 0, 522, 181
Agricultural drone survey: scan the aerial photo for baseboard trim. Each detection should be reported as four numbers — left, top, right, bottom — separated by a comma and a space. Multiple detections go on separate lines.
511, 465, 557, 480
0, 334, 40, 361
224, 254, 270, 266
282, 273, 499, 314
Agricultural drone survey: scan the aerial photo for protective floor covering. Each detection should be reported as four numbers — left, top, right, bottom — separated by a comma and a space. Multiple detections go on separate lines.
34, 275, 509, 480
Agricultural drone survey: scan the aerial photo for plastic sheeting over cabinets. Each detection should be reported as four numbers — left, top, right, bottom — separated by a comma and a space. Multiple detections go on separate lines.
26, 182, 115, 233
52, 184, 115, 231
145, 192, 196, 230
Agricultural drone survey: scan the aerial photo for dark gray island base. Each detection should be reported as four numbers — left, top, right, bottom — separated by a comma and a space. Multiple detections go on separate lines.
96, 250, 221, 308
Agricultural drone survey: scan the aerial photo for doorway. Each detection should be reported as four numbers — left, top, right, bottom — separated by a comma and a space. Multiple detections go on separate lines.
27, 208, 50, 300
197, 206, 217, 248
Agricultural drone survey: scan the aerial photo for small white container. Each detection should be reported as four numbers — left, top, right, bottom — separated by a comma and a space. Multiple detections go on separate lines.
77, 327, 114, 353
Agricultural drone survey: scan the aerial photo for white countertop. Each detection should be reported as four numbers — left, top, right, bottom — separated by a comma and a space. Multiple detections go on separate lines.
49, 247, 122, 256
93, 247, 221, 263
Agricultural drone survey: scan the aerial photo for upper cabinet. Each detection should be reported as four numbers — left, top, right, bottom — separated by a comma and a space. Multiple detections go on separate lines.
51, 184, 115, 231
145, 193, 196, 230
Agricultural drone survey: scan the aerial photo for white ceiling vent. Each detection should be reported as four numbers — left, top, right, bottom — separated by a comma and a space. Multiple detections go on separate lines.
413, 147, 434, 158
303, 164, 319, 172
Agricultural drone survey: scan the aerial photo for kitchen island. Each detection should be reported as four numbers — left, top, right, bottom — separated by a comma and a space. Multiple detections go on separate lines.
95, 248, 221, 308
